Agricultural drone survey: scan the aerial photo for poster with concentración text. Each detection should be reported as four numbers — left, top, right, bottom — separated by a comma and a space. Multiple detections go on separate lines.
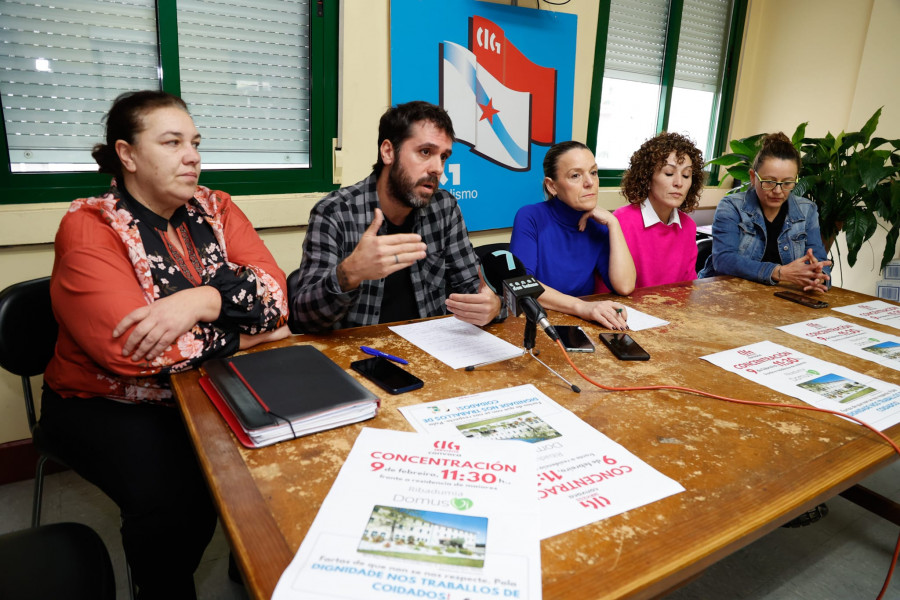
400, 384, 685, 539
272, 427, 541, 600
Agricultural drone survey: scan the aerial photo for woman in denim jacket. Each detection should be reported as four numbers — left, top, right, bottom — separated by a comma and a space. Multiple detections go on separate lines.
699, 132, 832, 293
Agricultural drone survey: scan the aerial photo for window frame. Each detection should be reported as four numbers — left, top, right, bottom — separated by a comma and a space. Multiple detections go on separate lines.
586, 0, 747, 187
0, 0, 338, 205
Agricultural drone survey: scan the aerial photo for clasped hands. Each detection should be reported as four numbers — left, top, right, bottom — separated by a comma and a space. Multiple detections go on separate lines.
778, 249, 832, 293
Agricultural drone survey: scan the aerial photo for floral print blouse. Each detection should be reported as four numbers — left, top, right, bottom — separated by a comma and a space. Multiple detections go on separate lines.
45, 181, 288, 403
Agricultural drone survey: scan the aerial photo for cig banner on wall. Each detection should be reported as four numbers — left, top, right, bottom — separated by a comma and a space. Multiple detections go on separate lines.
390, 0, 577, 231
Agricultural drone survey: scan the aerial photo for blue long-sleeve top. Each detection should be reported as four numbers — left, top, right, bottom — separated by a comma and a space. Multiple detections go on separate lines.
509, 197, 613, 297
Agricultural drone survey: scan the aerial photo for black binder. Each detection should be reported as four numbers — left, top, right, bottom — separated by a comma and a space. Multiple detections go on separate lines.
202, 345, 379, 447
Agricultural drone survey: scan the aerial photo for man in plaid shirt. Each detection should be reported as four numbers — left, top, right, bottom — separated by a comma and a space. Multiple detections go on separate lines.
289, 101, 502, 333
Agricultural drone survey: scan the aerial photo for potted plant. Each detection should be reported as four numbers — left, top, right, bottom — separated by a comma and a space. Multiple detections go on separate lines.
708, 108, 900, 272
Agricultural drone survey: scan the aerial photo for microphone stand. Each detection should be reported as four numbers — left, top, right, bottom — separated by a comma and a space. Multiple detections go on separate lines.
463, 317, 581, 392
523, 319, 537, 351
523, 317, 580, 393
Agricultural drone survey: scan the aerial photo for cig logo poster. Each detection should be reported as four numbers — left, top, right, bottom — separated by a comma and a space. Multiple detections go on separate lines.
390, 0, 576, 231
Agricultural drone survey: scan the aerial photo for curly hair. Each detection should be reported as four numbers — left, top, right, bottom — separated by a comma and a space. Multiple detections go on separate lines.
620, 132, 705, 213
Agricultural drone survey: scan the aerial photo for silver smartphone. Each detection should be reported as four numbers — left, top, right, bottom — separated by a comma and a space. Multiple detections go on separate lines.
555, 325, 595, 352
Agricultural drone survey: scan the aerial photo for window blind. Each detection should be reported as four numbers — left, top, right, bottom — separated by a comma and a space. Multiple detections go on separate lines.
604, 0, 670, 85
0, 0, 158, 172
674, 0, 732, 92
176, 0, 311, 169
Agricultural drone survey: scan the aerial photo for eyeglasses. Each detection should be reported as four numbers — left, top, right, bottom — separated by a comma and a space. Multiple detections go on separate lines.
758, 179, 797, 192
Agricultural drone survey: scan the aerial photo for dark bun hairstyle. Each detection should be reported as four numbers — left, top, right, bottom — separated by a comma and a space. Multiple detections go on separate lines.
542, 140, 591, 198
752, 132, 801, 171
91, 90, 189, 179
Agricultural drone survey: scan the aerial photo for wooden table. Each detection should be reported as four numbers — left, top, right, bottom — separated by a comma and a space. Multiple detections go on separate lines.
172, 277, 900, 599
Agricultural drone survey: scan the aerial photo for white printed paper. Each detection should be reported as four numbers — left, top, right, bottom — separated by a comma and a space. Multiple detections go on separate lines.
389, 317, 524, 369
625, 307, 669, 331
272, 428, 541, 600
399, 384, 684, 539
702, 340, 900, 431
779, 316, 900, 371
834, 300, 900, 329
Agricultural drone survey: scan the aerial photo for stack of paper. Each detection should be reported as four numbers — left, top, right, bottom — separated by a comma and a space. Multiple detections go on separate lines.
201, 345, 379, 447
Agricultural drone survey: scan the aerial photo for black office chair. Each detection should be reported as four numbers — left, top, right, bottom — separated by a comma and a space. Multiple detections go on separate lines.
0, 522, 116, 600
473, 242, 510, 261
695, 236, 713, 274
287, 267, 303, 333
452, 242, 510, 299
0, 277, 58, 527
0, 277, 137, 597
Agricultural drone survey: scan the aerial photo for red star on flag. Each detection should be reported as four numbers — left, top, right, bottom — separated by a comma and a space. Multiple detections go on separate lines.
478, 98, 500, 123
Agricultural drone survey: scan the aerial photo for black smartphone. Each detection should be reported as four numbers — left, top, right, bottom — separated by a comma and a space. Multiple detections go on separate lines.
555, 325, 595, 352
350, 357, 424, 394
774, 291, 828, 309
598, 333, 650, 361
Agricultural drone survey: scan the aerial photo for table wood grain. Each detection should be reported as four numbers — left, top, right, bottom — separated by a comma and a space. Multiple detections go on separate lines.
172, 277, 900, 599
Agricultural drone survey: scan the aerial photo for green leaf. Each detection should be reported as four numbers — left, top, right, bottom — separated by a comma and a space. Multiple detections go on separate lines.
844, 210, 878, 267
841, 131, 864, 150
860, 107, 882, 144
727, 166, 750, 184
832, 132, 845, 158
729, 140, 757, 157
840, 172, 862, 196
707, 154, 746, 167
858, 154, 893, 190
739, 133, 766, 151
882, 225, 900, 273
802, 139, 831, 166
892, 180, 900, 214
791, 122, 808, 148
874, 182, 895, 219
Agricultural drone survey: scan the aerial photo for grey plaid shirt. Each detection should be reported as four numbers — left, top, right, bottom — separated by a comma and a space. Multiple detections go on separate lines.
289, 174, 481, 333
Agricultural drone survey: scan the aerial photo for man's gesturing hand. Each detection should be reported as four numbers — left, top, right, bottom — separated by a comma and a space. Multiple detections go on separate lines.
336, 208, 428, 291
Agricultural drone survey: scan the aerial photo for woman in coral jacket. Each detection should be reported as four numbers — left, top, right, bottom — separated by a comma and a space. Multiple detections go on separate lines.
40, 90, 290, 599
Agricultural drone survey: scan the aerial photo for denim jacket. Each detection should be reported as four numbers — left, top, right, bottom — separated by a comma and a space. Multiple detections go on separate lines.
698, 188, 831, 286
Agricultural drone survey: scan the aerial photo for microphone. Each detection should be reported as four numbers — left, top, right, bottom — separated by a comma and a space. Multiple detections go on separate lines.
478, 250, 559, 342
477, 249, 579, 392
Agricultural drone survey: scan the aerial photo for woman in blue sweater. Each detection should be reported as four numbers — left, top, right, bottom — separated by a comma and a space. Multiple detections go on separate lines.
510, 141, 635, 329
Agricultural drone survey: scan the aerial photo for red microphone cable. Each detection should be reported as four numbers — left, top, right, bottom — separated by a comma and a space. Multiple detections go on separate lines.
555, 338, 900, 600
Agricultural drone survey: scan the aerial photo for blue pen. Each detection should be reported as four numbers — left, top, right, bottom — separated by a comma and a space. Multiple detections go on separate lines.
360, 346, 409, 365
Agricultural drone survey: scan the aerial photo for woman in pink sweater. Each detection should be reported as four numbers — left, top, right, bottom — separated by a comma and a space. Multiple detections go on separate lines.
602, 133, 704, 291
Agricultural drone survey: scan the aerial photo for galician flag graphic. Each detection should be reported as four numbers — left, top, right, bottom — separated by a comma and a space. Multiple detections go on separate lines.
440, 17, 558, 171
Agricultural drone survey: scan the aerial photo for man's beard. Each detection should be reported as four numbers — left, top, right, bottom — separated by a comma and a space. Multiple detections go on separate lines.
388, 161, 437, 209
